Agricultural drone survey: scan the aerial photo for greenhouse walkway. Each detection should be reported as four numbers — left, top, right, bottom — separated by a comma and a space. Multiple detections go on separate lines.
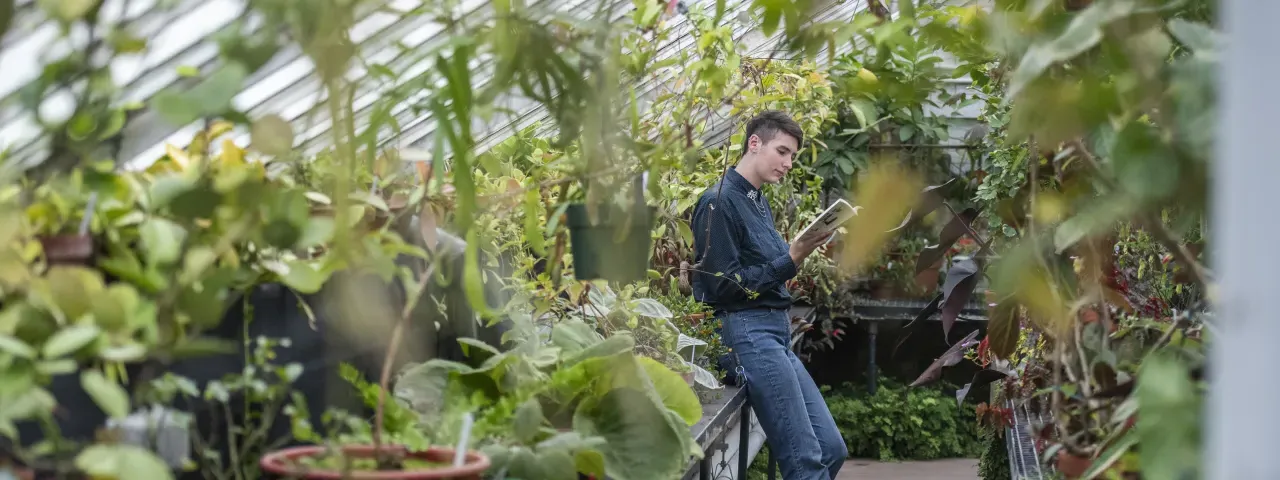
835, 458, 979, 480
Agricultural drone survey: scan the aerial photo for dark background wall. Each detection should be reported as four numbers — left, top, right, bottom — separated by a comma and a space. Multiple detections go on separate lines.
803, 316, 988, 401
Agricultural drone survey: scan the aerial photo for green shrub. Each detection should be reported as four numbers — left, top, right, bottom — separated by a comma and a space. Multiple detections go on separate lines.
823, 379, 982, 461
978, 427, 1012, 480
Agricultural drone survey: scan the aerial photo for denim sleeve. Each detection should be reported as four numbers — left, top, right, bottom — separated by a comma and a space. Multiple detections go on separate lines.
692, 198, 798, 303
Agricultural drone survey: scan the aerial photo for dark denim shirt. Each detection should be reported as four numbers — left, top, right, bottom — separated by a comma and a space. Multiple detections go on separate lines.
691, 167, 797, 312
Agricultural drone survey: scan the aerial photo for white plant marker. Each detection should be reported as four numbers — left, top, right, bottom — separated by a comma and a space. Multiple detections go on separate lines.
79, 192, 97, 236
453, 412, 475, 467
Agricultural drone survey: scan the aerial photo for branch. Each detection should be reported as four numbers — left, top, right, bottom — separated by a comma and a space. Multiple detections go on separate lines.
372, 261, 437, 458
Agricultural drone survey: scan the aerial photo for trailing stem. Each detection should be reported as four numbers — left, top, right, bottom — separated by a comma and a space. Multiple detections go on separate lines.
372, 262, 437, 462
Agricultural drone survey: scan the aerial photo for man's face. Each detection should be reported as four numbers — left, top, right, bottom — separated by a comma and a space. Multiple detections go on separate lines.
750, 133, 799, 184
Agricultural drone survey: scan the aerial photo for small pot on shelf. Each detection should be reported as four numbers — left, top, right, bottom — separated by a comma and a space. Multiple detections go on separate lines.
1055, 449, 1091, 479
259, 445, 490, 480
684, 313, 707, 326
38, 234, 95, 265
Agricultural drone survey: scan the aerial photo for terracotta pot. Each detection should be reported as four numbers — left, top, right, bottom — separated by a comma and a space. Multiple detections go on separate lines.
38, 234, 94, 265
310, 206, 394, 231
870, 284, 895, 300
1056, 450, 1091, 479
259, 445, 490, 480
685, 313, 707, 326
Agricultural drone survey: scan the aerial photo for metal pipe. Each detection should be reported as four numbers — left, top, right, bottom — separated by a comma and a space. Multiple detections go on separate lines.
868, 321, 878, 395
766, 449, 777, 480
1208, 0, 1280, 477
867, 144, 980, 149
737, 406, 751, 479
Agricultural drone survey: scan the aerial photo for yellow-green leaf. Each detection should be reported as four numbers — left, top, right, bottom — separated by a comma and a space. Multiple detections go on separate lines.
80, 370, 130, 419
462, 230, 491, 318
0, 333, 35, 359
42, 324, 101, 358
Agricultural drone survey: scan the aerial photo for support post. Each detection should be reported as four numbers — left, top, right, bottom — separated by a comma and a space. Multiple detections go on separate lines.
766, 448, 777, 480
1209, 0, 1280, 477
737, 406, 751, 479
867, 321, 878, 395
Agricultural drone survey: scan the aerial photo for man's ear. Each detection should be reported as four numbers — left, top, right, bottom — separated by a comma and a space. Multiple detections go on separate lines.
747, 134, 761, 152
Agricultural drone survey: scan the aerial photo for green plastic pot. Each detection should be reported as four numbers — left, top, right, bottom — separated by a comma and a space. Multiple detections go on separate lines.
565, 204, 656, 284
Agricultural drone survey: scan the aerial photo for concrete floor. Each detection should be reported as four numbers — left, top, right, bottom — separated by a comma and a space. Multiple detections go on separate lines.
835, 458, 980, 480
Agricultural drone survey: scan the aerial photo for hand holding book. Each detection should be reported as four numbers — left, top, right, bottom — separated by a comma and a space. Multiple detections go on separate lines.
790, 199, 861, 265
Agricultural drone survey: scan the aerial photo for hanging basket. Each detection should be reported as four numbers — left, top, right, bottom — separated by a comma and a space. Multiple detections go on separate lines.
565, 204, 657, 284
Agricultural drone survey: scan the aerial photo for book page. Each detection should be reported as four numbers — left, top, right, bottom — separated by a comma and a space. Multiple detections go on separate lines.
797, 199, 860, 240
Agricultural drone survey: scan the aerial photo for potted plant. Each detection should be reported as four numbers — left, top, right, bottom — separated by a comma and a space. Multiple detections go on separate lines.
258, 445, 490, 480
565, 196, 657, 284
256, 260, 492, 479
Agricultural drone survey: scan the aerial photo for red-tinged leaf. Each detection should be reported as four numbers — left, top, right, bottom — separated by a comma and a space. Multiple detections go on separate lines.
986, 299, 1021, 360
940, 257, 982, 340
888, 178, 956, 233
893, 293, 943, 359
956, 362, 1017, 406
915, 206, 979, 275
910, 329, 979, 387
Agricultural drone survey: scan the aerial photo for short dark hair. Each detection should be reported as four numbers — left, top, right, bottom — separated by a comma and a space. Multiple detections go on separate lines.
741, 111, 804, 153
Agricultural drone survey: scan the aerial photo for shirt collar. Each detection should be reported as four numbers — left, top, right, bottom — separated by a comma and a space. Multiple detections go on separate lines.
726, 166, 761, 198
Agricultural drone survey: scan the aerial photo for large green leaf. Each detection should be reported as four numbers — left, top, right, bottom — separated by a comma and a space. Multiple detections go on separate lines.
0, 334, 35, 359
1053, 196, 1137, 253
1110, 121, 1178, 201
42, 324, 101, 359
139, 217, 187, 266
636, 356, 702, 426
153, 63, 249, 126
1137, 353, 1200, 480
513, 398, 545, 444
75, 444, 174, 480
462, 230, 492, 318
563, 334, 635, 367
628, 298, 672, 318
551, 319, 605, 355
39, 266, 105, 322
81, 370, 130, 419
573, 388, 688, 480
1007, 0, 1138, 100
280, 260, 327, 294
1167, 19, 1221, 53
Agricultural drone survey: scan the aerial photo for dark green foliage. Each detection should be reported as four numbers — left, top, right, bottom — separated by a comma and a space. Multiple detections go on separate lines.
977, 427, 1012, 480
823, 379, 982, 461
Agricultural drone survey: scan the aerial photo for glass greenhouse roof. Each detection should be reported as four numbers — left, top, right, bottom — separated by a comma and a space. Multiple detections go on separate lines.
0, 0, 891, 172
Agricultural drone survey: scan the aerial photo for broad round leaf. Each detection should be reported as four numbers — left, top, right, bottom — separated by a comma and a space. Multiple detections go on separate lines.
637, 356, 702, 426
573, 388, 687, 480
250, 114, 295, 156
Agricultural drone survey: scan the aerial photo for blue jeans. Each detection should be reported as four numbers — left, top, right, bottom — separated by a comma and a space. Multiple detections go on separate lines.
721, 307, 847, 480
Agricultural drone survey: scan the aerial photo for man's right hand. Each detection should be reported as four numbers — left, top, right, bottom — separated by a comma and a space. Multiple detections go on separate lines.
789, 230, 833, 266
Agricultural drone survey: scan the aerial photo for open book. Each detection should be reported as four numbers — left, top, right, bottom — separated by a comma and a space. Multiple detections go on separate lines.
796, 199, 861, 242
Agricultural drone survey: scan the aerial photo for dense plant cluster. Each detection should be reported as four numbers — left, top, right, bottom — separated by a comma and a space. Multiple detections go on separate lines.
0, 0, 1228, 477
824, 380, 982, 462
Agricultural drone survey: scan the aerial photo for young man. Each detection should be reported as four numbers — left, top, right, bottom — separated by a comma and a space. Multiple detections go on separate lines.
691, 111, 847, 480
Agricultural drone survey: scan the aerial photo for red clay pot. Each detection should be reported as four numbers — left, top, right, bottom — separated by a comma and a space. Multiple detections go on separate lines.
1056, 450, 1091, 479
38, 234, 94, 265
259, 445, 489, 480
685, 313, 707, 326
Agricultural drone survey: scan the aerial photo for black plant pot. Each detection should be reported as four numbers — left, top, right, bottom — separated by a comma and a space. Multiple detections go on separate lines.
565, 204, 656, 284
